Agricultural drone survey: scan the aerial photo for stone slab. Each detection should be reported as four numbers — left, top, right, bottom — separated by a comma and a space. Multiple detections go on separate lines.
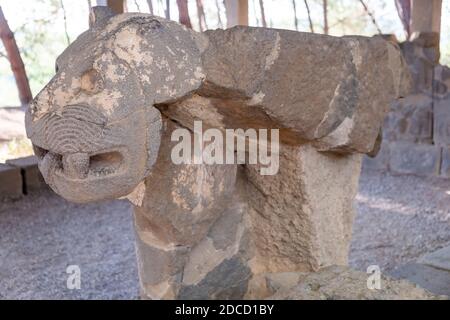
6, 156, 48, 193
418, 245, 450, 271
440, 148, 450, 178
0, 163, 22, 199
268, 265, 443, 300
389, 262, 450, 296
362, 142, 390, 171
389, 142, 440, 176
383, 94, 433, 143
433, 97, 450, 147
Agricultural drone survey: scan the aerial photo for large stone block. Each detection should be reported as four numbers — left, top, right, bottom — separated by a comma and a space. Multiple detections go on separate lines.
433, 97, 450, 147
440, 148, 450, 178
268, 265, 443, 300
418, 245, 450, 272
0, 163, 22, 199
389, 142, 441, 176
384, 94, 433, 143
6, 156, 48, 193
390, 263, 450, 297
400, 32, 440, 94
362, 142, 390, 171
433, 64, 450, 99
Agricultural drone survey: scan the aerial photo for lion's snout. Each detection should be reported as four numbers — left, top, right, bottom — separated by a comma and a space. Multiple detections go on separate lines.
28, 101, 127, 184
33, 141, 125, 182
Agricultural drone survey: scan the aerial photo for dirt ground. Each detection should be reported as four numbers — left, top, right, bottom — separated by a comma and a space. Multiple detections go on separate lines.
1, 168, 450, 299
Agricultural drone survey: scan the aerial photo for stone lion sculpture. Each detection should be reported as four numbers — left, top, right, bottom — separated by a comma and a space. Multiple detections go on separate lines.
26, 7, 410, 299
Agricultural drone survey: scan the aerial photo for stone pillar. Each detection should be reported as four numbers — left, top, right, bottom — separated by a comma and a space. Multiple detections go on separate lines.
106, 0, 126, 14
224, 0, 248, 28
410, 0, 442, 35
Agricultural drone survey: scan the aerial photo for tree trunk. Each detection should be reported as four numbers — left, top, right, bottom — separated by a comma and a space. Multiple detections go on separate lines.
395, 0, 411, 38
0, 6, 32, 105
292, 0, 298, 30
134, 0, 142, 12
60, 0, 71, 45
252, 0, 260, 26
259, 0, 267, 27
196, 0, 208, 31
224, 0, 248, 28
359, 0, 382, 34
147, 0, 154, 15
165, 0, 170, 19
215, 0, 223, 28
176, 0, 192, 28
323, 0, 328, 34
304, 0, 314, 32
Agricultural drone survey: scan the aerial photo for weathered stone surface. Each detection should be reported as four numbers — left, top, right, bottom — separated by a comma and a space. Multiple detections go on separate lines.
134, 126, 363, 299
0, 163, 22, 199
390, 263, 450, 297
362, 142, 390, 171
267, 265, 444, 300
25, 9, 408, 299
433, 97, 450, 147
163, 28, 410, 154
418, 245, 450, 271
440, 147, 450, 177
400, 32, 440, 94
6, 156, 48, 193
384, 94, 433, 143
433, 64, 450, 99
389, 142, 440, 176
244, 145, 361, 274
376, 32, 450, 178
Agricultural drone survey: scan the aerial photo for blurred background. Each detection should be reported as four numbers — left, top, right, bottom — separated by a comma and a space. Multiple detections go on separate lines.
0, 0, 449, 160
1, 0, 449, 105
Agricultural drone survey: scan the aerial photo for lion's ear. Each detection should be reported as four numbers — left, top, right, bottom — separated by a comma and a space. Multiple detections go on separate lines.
89, 6, 116, 28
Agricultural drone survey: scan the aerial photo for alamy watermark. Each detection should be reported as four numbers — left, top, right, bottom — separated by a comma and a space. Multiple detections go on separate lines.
66, 265, 81, 290
170, 121, 280, 175
367, 265, 381, 290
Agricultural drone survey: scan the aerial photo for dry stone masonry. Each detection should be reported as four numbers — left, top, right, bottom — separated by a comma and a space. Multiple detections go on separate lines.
365, 32, 450, 178
25, 8, 412, 299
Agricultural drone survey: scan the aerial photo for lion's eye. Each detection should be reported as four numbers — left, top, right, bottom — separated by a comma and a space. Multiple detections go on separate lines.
55, 63, 59, 73
80, 69, 103, 93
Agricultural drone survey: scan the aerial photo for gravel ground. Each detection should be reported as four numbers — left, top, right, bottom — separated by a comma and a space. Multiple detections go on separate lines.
0, 190, 139, 299
1, 168, 450, 299
350, 169, 450, 273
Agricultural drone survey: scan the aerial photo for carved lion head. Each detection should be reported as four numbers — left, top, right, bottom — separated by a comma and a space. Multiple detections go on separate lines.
26, 9, 205, 202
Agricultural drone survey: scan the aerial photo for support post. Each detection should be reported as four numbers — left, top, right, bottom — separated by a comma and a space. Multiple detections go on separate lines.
224, 0, 248, 28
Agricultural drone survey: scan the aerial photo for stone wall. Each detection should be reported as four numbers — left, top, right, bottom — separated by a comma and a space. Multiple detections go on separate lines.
365, 32, 450, 178
0, 156, 47, 200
